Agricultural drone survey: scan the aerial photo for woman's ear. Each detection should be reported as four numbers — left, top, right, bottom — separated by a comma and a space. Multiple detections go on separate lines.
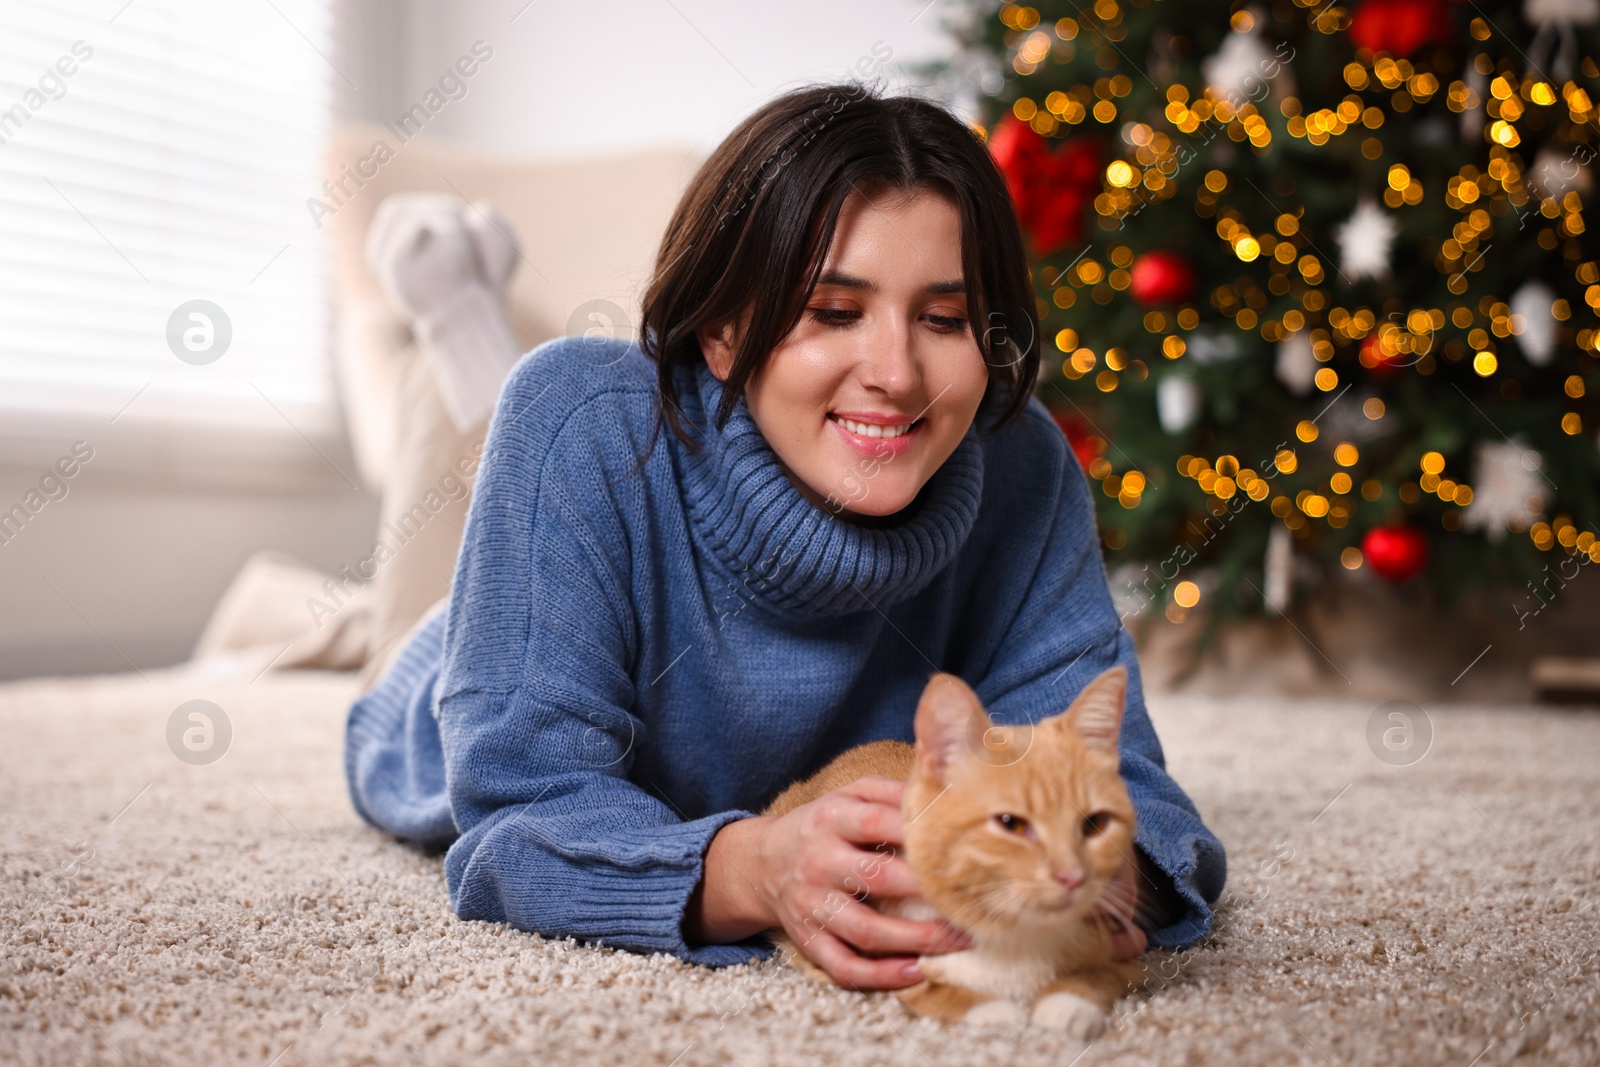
695, 319, 737, 381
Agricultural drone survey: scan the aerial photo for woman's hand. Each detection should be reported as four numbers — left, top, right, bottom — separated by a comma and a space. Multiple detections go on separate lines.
686, 775, 970, 990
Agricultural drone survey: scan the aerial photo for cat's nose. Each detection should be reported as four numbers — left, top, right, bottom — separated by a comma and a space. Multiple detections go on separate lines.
1054, 868, 1084, 890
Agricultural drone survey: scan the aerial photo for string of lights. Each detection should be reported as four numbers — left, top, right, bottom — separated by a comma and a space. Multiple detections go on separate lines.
947, 0, 1600, 624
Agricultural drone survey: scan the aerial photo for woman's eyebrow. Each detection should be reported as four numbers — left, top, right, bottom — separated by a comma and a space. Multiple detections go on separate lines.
816, 269, 966, 294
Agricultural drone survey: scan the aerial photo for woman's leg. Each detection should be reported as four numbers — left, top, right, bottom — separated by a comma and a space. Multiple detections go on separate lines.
343, 193, 528, 842
342, 341, 483, 846
344, 597, 457, 847
356, 341, 486, 694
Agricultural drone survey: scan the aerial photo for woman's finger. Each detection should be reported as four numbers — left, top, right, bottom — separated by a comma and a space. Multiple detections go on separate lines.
838, 851, 922, 901
829, 795, 905, 847
836, 774, 904, 809
826, 898, 969, 958
798, 926, 925, 991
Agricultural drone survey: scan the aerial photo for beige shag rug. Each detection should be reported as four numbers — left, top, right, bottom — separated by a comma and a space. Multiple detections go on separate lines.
2, 662, 1596, 1067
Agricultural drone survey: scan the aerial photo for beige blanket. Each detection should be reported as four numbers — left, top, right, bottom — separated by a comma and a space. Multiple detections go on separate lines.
2, 664, 1595, 1065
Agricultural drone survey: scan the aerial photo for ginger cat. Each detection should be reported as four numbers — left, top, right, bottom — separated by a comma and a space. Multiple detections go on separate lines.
761, 665, 1147, 1036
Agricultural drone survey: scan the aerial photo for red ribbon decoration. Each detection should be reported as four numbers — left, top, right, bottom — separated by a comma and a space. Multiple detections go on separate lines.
987, 115, 1103, 258
1348, 0, 1456, 56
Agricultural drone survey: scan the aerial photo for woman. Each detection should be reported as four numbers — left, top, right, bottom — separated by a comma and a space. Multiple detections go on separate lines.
344, 81, 1227, 991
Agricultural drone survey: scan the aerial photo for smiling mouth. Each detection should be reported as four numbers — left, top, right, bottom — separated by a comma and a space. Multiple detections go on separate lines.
828, 413, 925, 439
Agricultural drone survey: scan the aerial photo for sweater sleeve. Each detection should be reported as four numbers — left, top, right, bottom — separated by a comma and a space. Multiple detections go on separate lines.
433, 345, 767, 967
969, 408, 1228, 950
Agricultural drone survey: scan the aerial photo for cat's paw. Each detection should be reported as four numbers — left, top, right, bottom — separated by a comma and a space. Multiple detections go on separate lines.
1031, 991, 1108, 1038
962, 999, 1028, 1026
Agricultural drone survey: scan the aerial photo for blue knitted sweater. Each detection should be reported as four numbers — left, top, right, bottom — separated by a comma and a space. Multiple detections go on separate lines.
344, 335, 1227, 967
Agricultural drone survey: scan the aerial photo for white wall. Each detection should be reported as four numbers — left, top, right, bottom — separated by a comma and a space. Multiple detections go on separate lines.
0, 466, 379, 680
338, 0, 972, 159
0, 0, 973, 681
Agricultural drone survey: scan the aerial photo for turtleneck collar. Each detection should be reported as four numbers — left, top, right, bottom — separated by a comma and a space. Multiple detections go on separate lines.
672, 357, 984, 620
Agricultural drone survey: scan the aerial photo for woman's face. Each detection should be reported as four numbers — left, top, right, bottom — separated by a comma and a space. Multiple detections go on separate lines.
697, 186, 990, 523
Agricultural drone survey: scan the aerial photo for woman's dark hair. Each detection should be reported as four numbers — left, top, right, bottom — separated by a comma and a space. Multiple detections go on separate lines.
637, 80, 1041, 455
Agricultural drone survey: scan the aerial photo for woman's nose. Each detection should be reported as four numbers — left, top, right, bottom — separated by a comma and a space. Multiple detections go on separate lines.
856, 317, 919, 396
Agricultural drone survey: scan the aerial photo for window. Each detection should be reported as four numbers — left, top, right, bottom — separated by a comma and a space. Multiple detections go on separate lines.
0, 0, 345, 485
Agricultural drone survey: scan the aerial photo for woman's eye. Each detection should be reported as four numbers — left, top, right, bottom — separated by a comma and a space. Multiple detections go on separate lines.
805, 308, 967, 331
807, 308, 859, 327
994, 813, 1030, 835
1082, 812, 1110, 837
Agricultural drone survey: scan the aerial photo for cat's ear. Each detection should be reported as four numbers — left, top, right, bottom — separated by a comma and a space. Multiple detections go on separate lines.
913, 672, 991, 783
1064, 665, 1127, 751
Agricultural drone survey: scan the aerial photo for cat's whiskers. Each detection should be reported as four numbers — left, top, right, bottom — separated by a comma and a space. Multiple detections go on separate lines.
940, 870, 1107, 927
929, 889, 1012, 934
944, 873, 1027, 896
948, 874, 1032, 913
925, 884, 1041, 941
930, 875, 1103, 951
1094, 874, 1138, 925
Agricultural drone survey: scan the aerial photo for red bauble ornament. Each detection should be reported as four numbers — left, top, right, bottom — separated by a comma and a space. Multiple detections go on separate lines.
1358, 333, 1404, 377
1129, 249, 1197, 306
987, 116, 1102, 257
1050, 409, 1101, 472
1348, 0, 1452, 56
1362, 524, 1429, 582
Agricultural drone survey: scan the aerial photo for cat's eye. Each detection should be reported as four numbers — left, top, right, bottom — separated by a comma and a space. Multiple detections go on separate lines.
994, 813, 1030, 835
1081, 812, 1112, 837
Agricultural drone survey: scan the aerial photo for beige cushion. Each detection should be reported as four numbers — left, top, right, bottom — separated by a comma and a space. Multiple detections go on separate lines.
322, 123, 703, 489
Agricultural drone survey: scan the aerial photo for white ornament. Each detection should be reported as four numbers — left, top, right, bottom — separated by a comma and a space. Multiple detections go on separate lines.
1461, 63, 1488, 140
1334, 197, 1397, 283
1263, 523, 1292, 614
1186, 330, 1243, 364
1462, 438, 1548, 542
1321, 390, 1388, 443
1275, 330, 1317, 396
1527, 144, 1596, 201
1510, 280, 1559, 366
1525, 0, 1598, 82
1201, 14, 1276, 108
1157, 375, 1202, 433
1526, 0, 1600, 22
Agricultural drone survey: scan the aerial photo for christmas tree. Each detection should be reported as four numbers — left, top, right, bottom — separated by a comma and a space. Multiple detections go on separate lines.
930, 0, 1600, 630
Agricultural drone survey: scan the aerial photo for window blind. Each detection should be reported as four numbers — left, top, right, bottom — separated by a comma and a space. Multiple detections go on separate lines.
0, 0, 344, 482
